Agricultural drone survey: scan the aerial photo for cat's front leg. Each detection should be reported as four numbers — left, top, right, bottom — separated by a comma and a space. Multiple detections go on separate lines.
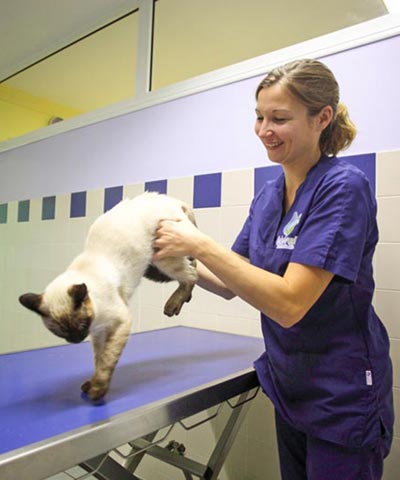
82, 315, 131, 400
81, 333, 106, 396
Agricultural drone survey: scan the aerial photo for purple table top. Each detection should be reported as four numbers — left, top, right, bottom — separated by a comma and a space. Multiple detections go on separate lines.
0, 326, 264, 458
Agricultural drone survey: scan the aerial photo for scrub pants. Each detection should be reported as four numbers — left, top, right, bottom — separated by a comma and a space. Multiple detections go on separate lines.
275, 411, 385, 480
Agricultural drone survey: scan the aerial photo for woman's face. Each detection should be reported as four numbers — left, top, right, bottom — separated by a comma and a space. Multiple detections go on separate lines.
255, 82, 328, 169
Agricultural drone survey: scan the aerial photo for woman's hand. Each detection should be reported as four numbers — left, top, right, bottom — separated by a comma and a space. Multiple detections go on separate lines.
152, 218, 208, 260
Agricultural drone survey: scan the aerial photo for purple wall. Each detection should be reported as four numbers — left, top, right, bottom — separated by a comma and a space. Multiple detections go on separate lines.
0, 35, 399, 203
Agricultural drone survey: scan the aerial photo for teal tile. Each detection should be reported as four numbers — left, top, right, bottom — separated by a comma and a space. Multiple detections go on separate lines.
42, 196, 56, 220
18, 200, 30, 222
0, 203, 7, 223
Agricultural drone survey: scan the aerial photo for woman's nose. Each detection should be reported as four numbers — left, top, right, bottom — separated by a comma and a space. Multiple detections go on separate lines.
258, 120, 273, 137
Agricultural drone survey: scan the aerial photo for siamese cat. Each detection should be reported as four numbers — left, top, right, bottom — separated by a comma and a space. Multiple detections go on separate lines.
19, 192, 197, 400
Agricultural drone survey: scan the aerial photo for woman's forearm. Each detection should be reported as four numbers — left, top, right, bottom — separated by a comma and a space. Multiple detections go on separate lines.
196, 261, 236, 300
192, 236, 332, 328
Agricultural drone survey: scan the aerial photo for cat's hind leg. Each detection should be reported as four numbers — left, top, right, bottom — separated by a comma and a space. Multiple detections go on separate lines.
152, 257, 197, 317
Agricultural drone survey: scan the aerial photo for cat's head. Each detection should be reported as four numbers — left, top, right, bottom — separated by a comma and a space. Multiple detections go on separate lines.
19, 273, 94, 344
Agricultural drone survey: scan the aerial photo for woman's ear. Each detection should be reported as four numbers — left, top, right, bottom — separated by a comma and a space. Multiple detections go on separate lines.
318, 105, 334, 132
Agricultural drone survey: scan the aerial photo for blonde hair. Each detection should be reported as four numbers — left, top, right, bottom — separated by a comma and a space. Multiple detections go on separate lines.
256, 59, 357, 156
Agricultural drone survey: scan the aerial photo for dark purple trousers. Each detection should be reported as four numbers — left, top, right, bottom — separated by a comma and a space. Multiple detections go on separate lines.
275, 411, 387, 480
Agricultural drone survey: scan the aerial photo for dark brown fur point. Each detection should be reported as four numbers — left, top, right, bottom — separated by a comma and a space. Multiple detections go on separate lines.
19, 293, 43, 314
58, 307, 93, 344
144, 264, 172, 283
68, 283, 88, 309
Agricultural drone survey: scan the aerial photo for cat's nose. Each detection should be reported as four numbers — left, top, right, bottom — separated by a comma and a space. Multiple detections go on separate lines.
66, 330, 86, 343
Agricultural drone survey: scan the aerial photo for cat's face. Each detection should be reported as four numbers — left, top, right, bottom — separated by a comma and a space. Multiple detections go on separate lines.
19, 282, 93, 344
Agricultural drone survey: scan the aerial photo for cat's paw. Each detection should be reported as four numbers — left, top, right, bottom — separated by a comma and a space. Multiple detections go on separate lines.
164, 297, 184, 317
81, 380, 92, 393
87, 384, 108, 401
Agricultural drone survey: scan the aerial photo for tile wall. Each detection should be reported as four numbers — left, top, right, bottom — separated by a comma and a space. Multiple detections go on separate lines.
0, 151, 398, 479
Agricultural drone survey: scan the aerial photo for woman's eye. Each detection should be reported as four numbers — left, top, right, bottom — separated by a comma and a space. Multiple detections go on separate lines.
256, 116, 263, 121
274, 118, 287, 123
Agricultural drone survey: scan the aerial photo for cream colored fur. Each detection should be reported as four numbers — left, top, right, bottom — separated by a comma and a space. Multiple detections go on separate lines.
19, 192, 197, 400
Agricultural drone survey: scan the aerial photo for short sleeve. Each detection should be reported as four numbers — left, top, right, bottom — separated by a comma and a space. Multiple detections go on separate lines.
231, 192, 261, 258
291, 171, 376, 282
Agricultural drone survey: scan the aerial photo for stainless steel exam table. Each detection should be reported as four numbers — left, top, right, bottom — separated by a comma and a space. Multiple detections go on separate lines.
0, 326, 264, 479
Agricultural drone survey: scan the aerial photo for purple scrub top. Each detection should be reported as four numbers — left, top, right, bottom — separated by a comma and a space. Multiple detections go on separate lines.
232, 155, 394, 451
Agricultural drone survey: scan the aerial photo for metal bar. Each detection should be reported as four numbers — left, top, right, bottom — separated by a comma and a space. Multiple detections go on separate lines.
203, 391, 255, 480
226, 387, 259, 409
127, 439, 208, 478
135, 0, 155, 96
113, 424, 175, 460
125, 432, 158, 473
179, 404, 223, 431
80, 454, 141, 480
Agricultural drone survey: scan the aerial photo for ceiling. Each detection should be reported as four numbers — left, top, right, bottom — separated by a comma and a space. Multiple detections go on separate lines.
0, 0, 137, 80
0, 0, 390, 115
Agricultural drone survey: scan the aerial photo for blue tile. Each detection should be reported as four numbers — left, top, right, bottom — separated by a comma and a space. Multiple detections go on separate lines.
193, 173, 222, 208
70, 191, 87, 218
341, 153, 376, 195
254, 165, 282, 195
145, 180, 167, 194
18, 200, 30, 222
104, 186, 123, 212
42, 196, 56, 220
0, 203, 7, 224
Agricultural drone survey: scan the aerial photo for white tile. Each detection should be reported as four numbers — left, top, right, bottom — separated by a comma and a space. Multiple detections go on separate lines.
394, 387, 400, 438
219, 205, 250, 244
55, 193, 70, 221
185, 310, 218, 331
7, 201, 18, 224
67, 216, 91, 246
138, 305, 179, 332
383, 435, 400, 480
193, 207, 223, 242
377, 197, 400, 243
375, 244, 400, 290
188, 284, 228, 315
391, 338, 400, 388
29, 198, 42, 223
376, 150, 400, 197
124, 183, 144, 199
374, 290, 400, 339
167, 176, 194, 207
221, 168, 254, 207
140, 277, 165, 308
216, 314, 262, 338
86, 188, 105, 219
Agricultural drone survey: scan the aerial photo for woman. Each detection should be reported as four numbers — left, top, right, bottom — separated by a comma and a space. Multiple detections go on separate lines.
153, 59, 394, 479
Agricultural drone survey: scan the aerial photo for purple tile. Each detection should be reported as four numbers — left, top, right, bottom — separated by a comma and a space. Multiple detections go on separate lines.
145, 180, 167, 194
104, 186, 123, 212
194, 173, 221, 208
70, 192, 87, 218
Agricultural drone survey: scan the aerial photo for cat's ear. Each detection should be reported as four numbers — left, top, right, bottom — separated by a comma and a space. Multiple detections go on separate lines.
19, 293, 43, 315
68, 283, 88, 310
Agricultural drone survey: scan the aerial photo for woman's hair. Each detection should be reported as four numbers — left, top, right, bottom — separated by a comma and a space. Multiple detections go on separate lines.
256, 59, 357, 156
